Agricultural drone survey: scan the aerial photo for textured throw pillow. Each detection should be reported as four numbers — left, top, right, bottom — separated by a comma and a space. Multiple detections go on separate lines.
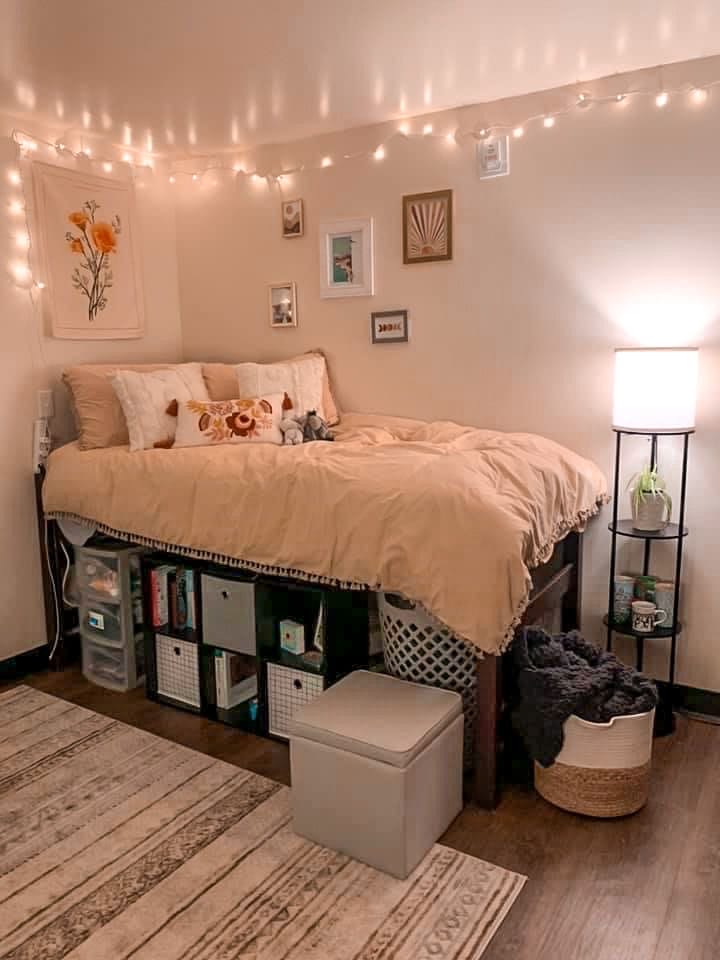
202, 351, 340, 425
173, 394, 284, 448
111, 363, 209, 451
62, 362, 175, 450
235, 354, 324, 421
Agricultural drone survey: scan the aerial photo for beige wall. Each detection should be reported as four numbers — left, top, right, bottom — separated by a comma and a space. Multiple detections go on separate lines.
0, 117, 183, 660
177, 56, 720, 692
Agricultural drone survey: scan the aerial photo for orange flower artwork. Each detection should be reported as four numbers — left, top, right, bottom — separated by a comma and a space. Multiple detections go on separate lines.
64, 199, 121, 321
90, 221, 117, 254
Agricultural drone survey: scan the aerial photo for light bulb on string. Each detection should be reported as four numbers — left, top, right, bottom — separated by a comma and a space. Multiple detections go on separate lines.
35, 281, 46, 290
543, 116, 556, 128
445, 131, 456, 143
422, 123, 433, 135
7, 169, 20, 185
615, 93, 626, 103
192, 173, 199, 181
122, 152, 132, 163
168, 175, 176, 184
321, 156, 333, 167
14, 232, 30, 250
513, 126, 524, 138
577, 92, 592, 107
8, 199, 23, 215
691, 87, 708, 104
373, 145, 385, 160
655, 91, 669, 108
12, 262, 32, 284
398, 121, 410, 135
103, 162, 113, 173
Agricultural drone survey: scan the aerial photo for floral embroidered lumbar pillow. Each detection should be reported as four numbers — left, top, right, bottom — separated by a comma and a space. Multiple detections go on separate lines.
173, 394, 285, 448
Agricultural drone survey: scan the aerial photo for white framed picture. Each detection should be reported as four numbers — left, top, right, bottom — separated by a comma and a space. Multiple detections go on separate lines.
319, 218, 374, 298
268, 281, 297, 327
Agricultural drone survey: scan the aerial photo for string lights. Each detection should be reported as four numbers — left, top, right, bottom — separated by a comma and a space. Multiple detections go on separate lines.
4, 67, 720, 292
158, 73, 718, 186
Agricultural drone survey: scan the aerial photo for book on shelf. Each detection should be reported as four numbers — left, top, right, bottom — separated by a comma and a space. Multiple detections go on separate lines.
214, 650, 258, 710
184, 569, 196, 629
175, 568, 188, 629
168, 571, 178, 630
151, 565, 197, 631
150, 565, 172, 626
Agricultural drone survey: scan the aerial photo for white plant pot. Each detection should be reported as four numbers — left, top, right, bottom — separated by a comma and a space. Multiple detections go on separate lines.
631, 492, 669, 532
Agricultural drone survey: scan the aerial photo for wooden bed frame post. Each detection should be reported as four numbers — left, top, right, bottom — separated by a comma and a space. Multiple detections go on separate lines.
473, 653, 503, 809
471, 531, 584, 809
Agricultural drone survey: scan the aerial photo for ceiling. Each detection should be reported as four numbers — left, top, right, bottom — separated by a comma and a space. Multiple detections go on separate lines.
1, 0, 718, 156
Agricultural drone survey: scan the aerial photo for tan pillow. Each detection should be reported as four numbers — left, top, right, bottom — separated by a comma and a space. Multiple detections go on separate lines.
63, 363, 174, 450
202, 350, 340, 425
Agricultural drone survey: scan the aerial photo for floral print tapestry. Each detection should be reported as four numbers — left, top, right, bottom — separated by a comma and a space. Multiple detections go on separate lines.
31, 162, 144, 339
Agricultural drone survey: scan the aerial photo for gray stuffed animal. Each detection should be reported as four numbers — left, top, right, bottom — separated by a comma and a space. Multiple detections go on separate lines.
298, 410, 334, 442
279, 417, 304, 445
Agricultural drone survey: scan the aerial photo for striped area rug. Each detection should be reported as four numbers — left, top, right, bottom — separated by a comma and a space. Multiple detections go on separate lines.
0, 686, 525, 960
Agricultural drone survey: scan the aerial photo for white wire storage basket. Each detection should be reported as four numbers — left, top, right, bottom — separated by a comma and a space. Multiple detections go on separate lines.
378, 593, 477, 766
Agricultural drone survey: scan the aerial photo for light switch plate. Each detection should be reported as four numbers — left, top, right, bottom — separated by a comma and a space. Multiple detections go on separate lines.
477, 136, 510, 179
37, 389, 54, 419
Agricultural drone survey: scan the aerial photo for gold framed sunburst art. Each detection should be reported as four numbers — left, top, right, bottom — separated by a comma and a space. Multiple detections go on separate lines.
402, 189, 453, 264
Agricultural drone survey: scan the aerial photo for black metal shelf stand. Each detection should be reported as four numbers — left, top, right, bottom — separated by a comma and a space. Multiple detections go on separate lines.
606, 428, 692, 736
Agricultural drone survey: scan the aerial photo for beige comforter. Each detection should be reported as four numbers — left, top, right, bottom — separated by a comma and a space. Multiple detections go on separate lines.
44, 413, 607, 655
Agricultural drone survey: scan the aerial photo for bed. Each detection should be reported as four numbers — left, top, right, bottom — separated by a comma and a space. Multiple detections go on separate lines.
42, 411, 607, 804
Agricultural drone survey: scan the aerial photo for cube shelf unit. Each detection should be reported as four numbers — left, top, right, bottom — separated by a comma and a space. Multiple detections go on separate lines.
141, 553, 370, 741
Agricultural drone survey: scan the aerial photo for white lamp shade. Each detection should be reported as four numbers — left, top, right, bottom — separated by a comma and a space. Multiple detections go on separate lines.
613, 348, 698, 433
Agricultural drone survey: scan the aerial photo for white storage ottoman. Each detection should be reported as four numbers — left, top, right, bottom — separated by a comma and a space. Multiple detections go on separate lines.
288, 670, 463, 879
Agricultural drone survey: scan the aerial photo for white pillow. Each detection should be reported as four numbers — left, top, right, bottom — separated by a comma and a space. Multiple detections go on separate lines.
111, 363, 209, 451
173, 394, 284, 448
235, 354, 326, 421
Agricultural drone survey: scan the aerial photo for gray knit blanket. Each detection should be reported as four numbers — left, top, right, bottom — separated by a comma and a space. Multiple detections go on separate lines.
511, 627, 658, 767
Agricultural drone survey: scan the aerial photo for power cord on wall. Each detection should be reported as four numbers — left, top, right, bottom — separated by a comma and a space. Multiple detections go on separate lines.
44, 518, 61, 662
44, 526, 75, 664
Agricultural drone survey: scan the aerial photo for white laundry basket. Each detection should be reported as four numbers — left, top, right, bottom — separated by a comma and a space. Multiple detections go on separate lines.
378, 592, 476, 765
534, 709, 655, 817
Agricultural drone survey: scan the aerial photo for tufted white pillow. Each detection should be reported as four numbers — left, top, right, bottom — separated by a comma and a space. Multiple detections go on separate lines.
111, 363, 209, 450
234, 354, 325, 421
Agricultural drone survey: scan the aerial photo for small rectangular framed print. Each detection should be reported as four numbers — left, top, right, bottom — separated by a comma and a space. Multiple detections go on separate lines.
319, 218, 374, 298
282, 198, 304, 238
268, 281, 297, 328
402, 189, 453, 264
371, 309, 408, 344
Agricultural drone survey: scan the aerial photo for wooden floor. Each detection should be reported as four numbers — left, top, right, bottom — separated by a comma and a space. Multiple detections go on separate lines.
5, 666, 720, 960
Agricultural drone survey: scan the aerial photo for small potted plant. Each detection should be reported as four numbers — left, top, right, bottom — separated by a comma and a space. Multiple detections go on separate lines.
628, 465, 672, 531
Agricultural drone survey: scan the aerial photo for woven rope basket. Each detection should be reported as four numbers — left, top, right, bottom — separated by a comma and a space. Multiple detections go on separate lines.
534, 709, 655, 818
378, 593, 477, 766
535, 760, 651, 817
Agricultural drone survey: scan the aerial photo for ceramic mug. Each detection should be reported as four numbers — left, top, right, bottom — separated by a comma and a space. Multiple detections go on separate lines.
632, 600, 667, 634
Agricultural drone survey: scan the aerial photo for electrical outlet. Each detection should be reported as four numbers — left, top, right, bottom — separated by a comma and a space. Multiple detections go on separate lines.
37, 389, 54, 419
